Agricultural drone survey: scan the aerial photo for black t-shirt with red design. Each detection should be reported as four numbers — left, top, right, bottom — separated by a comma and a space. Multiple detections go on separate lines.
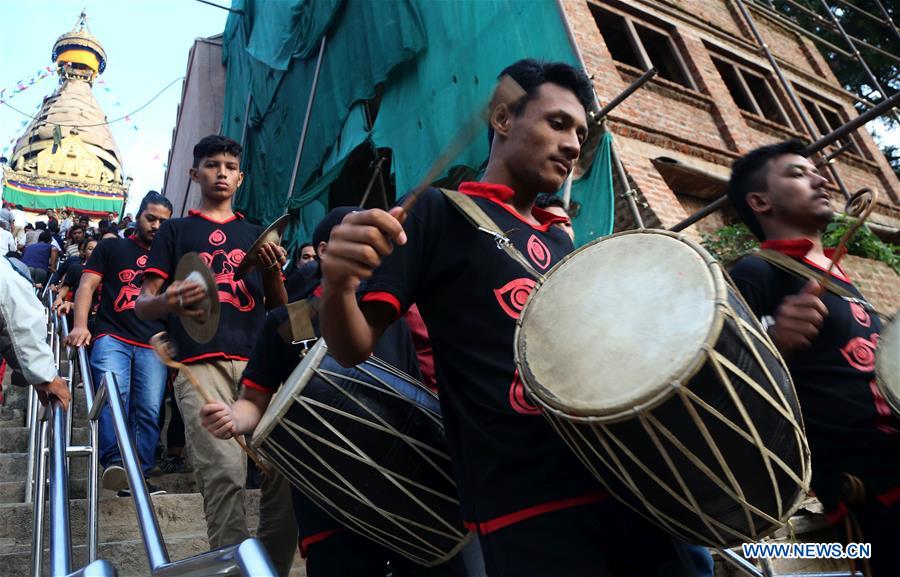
144, 210, 266, 363
358, 183, 602, 525
730, 242, 900, 509
84, 237, 165, 346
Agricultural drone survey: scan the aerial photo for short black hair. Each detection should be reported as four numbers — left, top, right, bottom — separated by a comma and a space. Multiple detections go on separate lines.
68, 224, 85, 235
138, 190, 173, 216
726, 139, 807, 240
79, 238, 97, 251
535, 193, 566, 210
192, 134, 242, 168
38, 231, 52, 243
36, 221, 47, 230
488, 59, 595, 146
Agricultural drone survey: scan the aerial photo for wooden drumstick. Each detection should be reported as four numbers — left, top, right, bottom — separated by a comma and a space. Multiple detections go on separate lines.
399, 75, 526, 216
816, 188, 878, 296
150, 332, 273, 477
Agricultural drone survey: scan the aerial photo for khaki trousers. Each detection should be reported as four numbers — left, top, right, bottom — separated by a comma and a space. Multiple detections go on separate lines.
174, 358, 298, 576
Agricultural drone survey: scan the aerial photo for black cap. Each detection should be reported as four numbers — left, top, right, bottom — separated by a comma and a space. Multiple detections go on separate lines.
312, 206, 356, 248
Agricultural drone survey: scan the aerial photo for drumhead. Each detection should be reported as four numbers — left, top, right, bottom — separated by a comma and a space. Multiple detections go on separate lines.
876, 318, 900, 416
516, 230, 721, 420
252, 339, 328, 448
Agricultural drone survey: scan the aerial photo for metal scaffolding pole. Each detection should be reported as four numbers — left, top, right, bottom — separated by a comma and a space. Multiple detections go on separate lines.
775, 0, 900, 63
734, 0, 851, 200
555, 0, 652, 229
872, 0, 900, 43
286, 35, 326, 206
818, 0, 900, 125
670, 90, 900, 232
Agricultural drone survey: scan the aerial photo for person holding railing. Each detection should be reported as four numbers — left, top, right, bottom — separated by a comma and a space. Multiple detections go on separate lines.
0, 255, 71, 410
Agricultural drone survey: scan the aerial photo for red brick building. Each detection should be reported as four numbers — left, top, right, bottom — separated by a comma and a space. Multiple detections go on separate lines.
560, 0, 899, 312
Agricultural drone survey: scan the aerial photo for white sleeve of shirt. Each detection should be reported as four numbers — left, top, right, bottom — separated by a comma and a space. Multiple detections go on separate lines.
0, 229, 15, 253
0, 258, 57, 385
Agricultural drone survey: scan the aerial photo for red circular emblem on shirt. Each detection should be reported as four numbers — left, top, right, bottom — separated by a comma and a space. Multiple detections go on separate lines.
209, 229, 227, 246
527, 235, 551, 270
849, 302, 871, 328
228, 249, 245, 266
118, 269, 137, 283
136, 255, 148, 268
839, 336, 877, 372
493, 278, 537, 320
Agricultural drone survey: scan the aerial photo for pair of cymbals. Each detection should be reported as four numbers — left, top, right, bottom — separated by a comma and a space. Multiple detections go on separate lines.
174, 253, 220, 344
234, 214, 291, 281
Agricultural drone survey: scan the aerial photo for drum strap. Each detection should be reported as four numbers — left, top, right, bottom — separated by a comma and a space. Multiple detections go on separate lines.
277, 299, 317, 346
439, 188, 546, 282
754, 249, 886, 319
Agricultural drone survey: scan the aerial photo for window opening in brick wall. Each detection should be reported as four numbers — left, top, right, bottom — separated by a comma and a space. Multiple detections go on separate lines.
634, 24, 692, 87
800, 96, 869, 159
711, 56, 790, 126
589, 3, 696, 90
591, 8, 643, 69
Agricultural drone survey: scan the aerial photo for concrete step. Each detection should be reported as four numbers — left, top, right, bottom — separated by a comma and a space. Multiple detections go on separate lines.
0, 532, 308, 577
0, 426, 89, 453
0, 453, 89, 483
0, 407, 24, 428
0, 471, 198, 505
0, 490, 262, 553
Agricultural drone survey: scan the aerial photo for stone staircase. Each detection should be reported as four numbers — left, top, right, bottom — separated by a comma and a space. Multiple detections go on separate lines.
0, 352, 306, 577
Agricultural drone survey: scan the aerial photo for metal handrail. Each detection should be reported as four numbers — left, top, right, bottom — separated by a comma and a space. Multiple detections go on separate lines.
89, 371, 279, 576
36, 296, 276, 576
29, 299, 117, 577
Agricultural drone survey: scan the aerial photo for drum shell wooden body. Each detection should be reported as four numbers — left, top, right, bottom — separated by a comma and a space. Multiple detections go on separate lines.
252, 341, 470, 566
515, 230, 811, 548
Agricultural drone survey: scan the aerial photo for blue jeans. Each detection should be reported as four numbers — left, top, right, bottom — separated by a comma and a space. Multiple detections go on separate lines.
91, 335, 167, 477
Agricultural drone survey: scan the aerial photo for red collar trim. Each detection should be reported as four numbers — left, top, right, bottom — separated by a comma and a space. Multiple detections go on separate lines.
459, 181, 515, 202
457, 182, 568, 230
129, 235, 150, 251
760, 239, 850, 282
187, 209, 243, 224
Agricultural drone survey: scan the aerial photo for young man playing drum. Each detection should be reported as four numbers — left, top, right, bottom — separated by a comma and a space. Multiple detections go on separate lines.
728, 140, 899, 576
135, 135, 298, 576
199, 207, 471, 576
317, 59, 705, 577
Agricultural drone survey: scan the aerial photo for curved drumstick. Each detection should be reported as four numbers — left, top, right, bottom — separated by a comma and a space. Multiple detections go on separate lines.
150, 332, 272, 476
399, 75, 526, 216
818, 188, 878, 295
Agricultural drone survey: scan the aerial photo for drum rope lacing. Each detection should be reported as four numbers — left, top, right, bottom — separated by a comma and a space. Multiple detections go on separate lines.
254, 349, 469, 566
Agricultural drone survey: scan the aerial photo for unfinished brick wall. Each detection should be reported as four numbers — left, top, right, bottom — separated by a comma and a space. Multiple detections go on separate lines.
841, 256, 900, 316
562, 0, 900, 308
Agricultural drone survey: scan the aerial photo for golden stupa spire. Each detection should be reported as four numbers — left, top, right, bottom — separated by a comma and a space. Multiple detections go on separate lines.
1, 11, 128, 218
52, 10, 108, 84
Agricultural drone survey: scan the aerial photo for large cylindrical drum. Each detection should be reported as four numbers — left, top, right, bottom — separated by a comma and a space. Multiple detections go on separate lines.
515, 230, 811, 548
253, 340, 470, 566
876, 318, 899, 417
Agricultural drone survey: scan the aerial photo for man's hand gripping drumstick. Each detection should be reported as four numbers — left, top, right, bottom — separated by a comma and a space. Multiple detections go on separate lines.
150, 332, 273, 476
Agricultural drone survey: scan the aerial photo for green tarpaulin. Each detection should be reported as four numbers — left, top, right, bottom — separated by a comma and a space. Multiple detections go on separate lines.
570, 132, 615, 245
221, 0, 614, 246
